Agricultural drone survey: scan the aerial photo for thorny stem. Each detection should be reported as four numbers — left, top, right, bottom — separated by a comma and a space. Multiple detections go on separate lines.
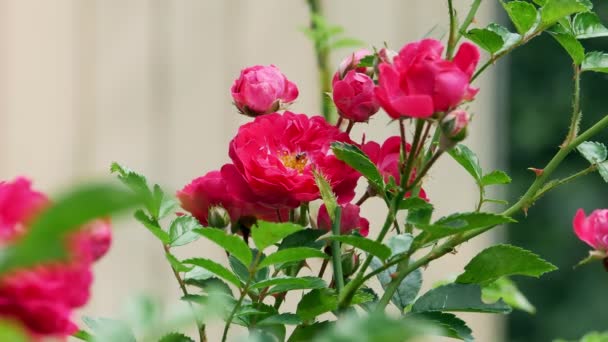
399, 118, 408, 163
414, 121, 433, 160
533, 165, 597, 202
402, 120, 425, 191
318, 258, 330, 278
330, 207, 345, 293
163, 245, 206, 342
307, 0, 336, 123
454, 0, 482, 45
564, 64, 582, 146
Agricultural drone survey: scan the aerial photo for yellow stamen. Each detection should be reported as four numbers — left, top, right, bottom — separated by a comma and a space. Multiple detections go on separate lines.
279, 151, 308, 173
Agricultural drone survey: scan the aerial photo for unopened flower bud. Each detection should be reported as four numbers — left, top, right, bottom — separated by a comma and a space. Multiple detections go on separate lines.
341, 250, 360, 278
207, 205, 230, 228
440, 109, 470, 150
378, 48, 398, 64
333, 49, 373, 82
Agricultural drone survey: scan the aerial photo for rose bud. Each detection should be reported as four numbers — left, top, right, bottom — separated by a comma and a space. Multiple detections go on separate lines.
441, 109, 470, 143
341, 250, 361, 278
378, 48, 398, 64
573, 209, 608, 252
332, 70, 380, 122
208, 205, 230, 229
231, 65, 298, 117
333, 49, 373, 82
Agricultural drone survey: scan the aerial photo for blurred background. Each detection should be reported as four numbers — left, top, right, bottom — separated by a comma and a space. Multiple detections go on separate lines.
0, 0, 604, 341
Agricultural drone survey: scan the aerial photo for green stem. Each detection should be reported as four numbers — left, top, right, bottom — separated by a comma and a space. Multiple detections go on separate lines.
299, 203, 309, 226
164, 245, 206, 342
455, 0, 482, 45
306, 0, 336, 123
330, 206, 345, 293
446, 0, 457, 59
532, 165, 597, 202
564, 64, 582, 146
375, 114, 608, 311
476, 184, 484, 212
402, 120, 425, 190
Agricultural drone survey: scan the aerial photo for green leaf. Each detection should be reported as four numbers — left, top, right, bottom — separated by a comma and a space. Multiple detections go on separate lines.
487, 23, 522, 51
288, 321, 332, 342
324, 235, 392, 261
408, 312, 473, 342
357, 54, 376, 68
465, 28, 504, 53
448, 144, 482, 183
540, 0, 589, 27
152, 184, 177, 219
258, 313, 303, 326
185, 277, 233, 297
0, 184, 137, 275
183, 258, 242, 287
596, 161, 608, 182
482, 277, 536, 314
168, 216, 202, 247
582, 51, 608, 73
0, 321, 29, 342
411, 283, 511, 314
296, 289, 373, 321
550, 32, 585, 64
82, 317, 136, 342
258, 247, 327, 268
251, 276, 327, 294
370, 258, 422, 310
331, 142, 385, 192
158, 332, 195, 342
415, 212, 515, 246
278, 229, 326, 251
330, 37, 365, 49
481, 170, 512, 186
252, 221, 304, 251
228, 253, 268, 283
456, 244, 557, 285
398, 197, 433, 211
532, 0, 547, 5
573, 12, 608, 39
194, 228, 252, 265
165, 252, 192, 273
577, 141, 608, 164
503, 1, 539, 34
134, 210, 170, 243
387, 233, 414, 260
313, 169, 338, 219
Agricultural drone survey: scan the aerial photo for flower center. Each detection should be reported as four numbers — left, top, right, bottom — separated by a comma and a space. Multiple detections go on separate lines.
279, 151, 308, 173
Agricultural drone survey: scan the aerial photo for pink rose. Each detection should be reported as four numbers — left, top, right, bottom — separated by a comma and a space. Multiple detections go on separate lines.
362, 136, 428, 200
231, 65, 299, 117
333, 70, 380, 122
177, 169, 284, 226
317, 203, 369, 237
375, 39, 480, 119
0, 177, 48, 242
0, 177, 112, 339
333, 49, 373, 82
573, 209, 608, 251
223, 111, 360, 208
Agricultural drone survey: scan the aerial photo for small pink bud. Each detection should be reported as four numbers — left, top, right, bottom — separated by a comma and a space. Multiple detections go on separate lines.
231, 65, 298, 117
440, 110, 470, 150
333, 49, 373, 82
378, 48, 398, 64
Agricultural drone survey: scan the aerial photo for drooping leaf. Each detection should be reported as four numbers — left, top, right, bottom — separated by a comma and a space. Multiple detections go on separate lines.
370, 257, 422, 311
0, 184, 137, 275
251, 276, 327, 294
448, 144, 483, 183
251, 221, 304, 251
411, 283, 511, 314
456, 244, 557, 285
331, 142, 385, 192
324, 235, 392, 261
168, 216, 202, 247
408, 312, 473, 342
481, 170, 513, 186
82, 317, 137, 342
258, 247, 327, 268
465, 28, 504, 53
550, 32, 585, 64
503, 1, 540, 34
258, 313, 303, 326
582, 51, 608, 73
134, 210, 170, 244
482, 277, 536, 314
182, 258, 241, 287
573, 12, 608, 39
194, 228, 252, 265
540, 0, 589, 27
577, 141, 608, 164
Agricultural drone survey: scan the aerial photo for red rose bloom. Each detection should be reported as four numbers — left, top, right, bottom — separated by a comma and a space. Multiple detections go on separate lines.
0, 177, 111, 339
178, 168, 284, 226
317, 203, 369, 237
362, 136, 428, 200
223, 111, 360, 208
375, 39, 480, 119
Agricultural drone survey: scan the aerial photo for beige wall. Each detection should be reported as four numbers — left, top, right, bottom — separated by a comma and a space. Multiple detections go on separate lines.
0, 1, 503, 341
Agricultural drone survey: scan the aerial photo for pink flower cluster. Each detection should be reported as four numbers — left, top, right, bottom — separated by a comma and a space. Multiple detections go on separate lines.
0, 178, 111, 339
179, 38, 477, 237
